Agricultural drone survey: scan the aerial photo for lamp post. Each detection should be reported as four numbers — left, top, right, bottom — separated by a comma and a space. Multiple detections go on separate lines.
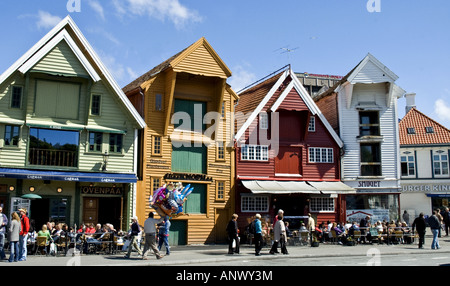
102, 151, 109, 171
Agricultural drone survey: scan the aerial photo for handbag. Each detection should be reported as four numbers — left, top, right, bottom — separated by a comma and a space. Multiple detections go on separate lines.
50, 242, 57, 256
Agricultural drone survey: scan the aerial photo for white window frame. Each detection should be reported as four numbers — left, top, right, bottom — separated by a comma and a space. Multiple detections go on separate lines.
241, 145, 269, 161
310, 197, 335, 213
433, 150, 449, 177
308, 116, 316, 132
309, 147, 333, 163
401, 152, 415, 178
259, 113, 268, 130
241, 195, 269, 213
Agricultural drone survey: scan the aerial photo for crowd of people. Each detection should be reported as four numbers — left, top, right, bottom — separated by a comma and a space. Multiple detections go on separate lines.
0, 206, 173, 262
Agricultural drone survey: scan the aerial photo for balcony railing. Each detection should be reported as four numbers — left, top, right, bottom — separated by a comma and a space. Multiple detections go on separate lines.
28, 148, 78, 168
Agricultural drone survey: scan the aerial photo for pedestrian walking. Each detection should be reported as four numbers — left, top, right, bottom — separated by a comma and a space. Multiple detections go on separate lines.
306, 213, 315, 246
157, 217, 171, 255
428, 209, 441, 250
0, 207, 8, 260
254, 214, 263, 256
8, 212, 21, 263
270, 215, 288, 255
443, 208, 450, 236
226, 214, 239, 254
412, 212, 426, 249
124, 216, 143, 258
18, 208, 29, 261
142, 212, 164, 260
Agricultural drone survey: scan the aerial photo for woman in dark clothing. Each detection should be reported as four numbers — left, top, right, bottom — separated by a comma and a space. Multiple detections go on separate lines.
226, 214, 239, 254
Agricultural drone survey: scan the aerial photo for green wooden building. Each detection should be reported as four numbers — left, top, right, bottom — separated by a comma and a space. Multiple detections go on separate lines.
0, 16, 145, 231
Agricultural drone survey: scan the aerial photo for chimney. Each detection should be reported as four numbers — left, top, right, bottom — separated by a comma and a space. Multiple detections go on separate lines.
405, 93, 416, 114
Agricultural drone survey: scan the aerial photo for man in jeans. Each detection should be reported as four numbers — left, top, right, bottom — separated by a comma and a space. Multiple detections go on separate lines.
142, 212, 164, 260
18, 208, 30, 261
0, 207, 8, 260
428, 209, 442, 250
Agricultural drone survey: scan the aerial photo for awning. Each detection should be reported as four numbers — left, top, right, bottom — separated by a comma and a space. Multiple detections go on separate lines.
307, 181, 356, 194
241, 180, 320, 195
241, 180, 356, 195
0, 168, 137, 183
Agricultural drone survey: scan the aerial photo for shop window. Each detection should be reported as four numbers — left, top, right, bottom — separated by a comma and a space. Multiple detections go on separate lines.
310, 197, 335, 212
401, 153, 415, 177
360, 143, 381, 176
241, 195, 269, 213
359, 111, 380, 136
433, 151, 449, 177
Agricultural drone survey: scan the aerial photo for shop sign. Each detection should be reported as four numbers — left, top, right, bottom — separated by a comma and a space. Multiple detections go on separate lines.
402, 184, 450, 193
81, 186, 123, 195
164, 173, 213, 182
346, 209, 389, 223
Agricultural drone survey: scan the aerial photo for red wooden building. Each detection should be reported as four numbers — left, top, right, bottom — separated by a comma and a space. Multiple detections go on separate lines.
234, 66, 355, 232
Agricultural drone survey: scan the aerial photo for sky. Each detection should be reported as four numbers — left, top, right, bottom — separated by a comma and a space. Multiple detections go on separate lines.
1, 0, 450, 128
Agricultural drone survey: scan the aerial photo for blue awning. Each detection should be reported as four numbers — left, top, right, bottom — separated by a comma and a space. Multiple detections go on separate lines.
0, 168, 137, 183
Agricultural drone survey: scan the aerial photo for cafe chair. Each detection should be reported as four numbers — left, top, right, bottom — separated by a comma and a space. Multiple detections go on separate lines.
34, 236, 49, 256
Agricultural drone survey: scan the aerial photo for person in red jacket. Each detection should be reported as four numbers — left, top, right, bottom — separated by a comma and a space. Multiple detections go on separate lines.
18, 208, 30, 261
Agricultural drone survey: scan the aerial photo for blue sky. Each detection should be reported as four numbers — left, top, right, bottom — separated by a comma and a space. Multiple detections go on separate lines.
1, 0, 450, 127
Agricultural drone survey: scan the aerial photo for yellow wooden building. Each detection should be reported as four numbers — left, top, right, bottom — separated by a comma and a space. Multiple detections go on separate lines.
123, 37, 238, 245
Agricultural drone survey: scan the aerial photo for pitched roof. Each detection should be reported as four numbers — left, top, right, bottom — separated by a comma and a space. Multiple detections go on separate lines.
0, 15, 146, 129
399, 108, 450, 145
123, 37, 232, 94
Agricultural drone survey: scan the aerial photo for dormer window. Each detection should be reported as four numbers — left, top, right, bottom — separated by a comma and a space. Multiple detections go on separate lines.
407, 128, 416, 135
425, 126, 434, 134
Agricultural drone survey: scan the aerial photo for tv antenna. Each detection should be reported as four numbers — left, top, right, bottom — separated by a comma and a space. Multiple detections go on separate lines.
274, 45, 299, 61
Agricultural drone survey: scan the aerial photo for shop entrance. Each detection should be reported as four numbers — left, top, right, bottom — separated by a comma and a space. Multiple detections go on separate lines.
30, 197, 70, 230
272, 194, 309, 216
83, 197, 122, 230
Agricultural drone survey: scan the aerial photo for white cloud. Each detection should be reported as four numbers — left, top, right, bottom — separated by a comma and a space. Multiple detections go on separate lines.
88, 0, 105, 21
228, 66, 257, 93
116, 0, 202, 29
36, 11, 62, 30
435, 99, 450, 121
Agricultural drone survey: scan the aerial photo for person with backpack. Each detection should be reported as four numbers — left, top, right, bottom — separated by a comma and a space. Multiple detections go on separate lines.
18, 208, 30, 261
253, 214, 263, 256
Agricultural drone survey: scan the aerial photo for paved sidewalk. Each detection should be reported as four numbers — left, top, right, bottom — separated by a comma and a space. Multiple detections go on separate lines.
2, 233, 449, 266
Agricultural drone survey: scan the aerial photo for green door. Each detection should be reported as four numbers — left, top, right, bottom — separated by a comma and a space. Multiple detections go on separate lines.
183, 183, 207, 214
169, 220, 187, 246
173, 99, 206, 132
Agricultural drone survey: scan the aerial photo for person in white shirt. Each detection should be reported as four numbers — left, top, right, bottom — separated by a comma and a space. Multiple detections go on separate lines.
142, 212, 164, 260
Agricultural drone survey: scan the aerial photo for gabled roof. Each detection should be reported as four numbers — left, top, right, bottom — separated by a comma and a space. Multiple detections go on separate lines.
0, 15, 146, 129
316, 53, 399, 101
399, 107, 450, 146
123, 37, 232, 94
234, 67, 343, 147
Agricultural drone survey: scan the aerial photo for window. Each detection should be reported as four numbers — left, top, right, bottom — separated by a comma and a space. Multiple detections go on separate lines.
310, 197, 335, 212
433, 151, 449, 176
309, 147, 333, 163
4, 125, 20, 146
88, 132, 102, 152
153, 136, 162, 155
359, 111, 380, 136
308, 116, 316, 132
360, 143, 382, 176
155, 94, 163, 111
241, 145, 269, 161
216, 181, 225, 200
259, 113, 268, 130
221, 102, 226, 118
426, 127, 435, 134
151, 178, 162, 194
90, 94, 101, 116
217, 144, 225, 160
241, 195, 269, 212
11, 86, 23, 109
401, 154, 415, 177
407, 128, 416, 135
109, 134, 123, 153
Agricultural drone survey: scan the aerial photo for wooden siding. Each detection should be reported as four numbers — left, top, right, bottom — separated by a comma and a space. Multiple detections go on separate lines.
31, 41, 89, 77
350, 60, 392, 84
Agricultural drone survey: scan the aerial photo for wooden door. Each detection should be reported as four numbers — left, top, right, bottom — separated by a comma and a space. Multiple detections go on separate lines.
275, 147, 301, 175
83, 198, 98, 225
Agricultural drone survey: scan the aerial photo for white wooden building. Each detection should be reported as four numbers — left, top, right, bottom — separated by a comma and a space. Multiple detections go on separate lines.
314, 53, 406, 222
